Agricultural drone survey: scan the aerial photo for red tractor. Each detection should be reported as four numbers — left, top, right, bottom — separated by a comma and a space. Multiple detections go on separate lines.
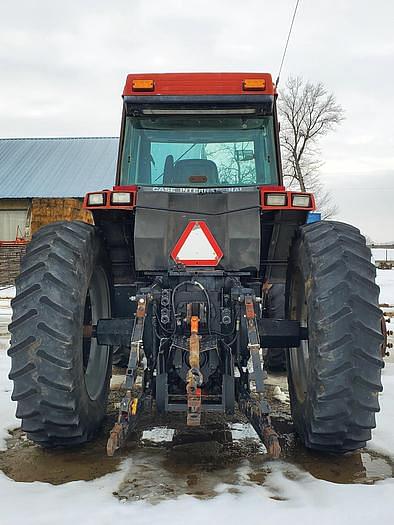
8, 73, 383, 456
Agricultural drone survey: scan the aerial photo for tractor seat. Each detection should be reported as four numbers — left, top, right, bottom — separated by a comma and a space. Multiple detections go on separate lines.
164, 159, 219, 186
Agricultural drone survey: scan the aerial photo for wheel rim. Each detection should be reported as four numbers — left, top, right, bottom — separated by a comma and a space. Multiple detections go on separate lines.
288, 269, 309, 403
83, 266, 110, 400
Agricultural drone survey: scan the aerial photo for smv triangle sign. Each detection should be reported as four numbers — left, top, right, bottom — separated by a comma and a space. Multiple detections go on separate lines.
171, 221, 223, 266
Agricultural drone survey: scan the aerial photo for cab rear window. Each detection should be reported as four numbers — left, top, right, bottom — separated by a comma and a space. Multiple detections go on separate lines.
120, 116, 279, 188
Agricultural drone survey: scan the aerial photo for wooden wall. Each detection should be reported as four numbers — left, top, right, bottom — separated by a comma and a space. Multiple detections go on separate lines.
0, 243, 27, 286
30, 198, 93, 235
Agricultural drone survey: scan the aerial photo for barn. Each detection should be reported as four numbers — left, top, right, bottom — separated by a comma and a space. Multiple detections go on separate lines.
0, 137, 118, 284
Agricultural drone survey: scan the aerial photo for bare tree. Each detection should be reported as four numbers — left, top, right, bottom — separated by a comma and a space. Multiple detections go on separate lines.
205, 142, 256, 185
278, 76, 344, 218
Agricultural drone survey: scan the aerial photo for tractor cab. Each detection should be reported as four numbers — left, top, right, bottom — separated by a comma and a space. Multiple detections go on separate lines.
117, 73, 280, 190
84, 73, 314, 279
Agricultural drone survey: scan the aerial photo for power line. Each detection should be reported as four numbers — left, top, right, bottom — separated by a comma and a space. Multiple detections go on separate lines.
276, 0, 301, 87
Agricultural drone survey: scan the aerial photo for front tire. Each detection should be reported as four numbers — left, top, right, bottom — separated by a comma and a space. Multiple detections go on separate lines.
8, 221, 112, 447
286, 221, 383, 453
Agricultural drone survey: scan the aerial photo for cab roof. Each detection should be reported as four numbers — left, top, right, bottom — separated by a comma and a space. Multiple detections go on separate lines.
123, 73, 276, 97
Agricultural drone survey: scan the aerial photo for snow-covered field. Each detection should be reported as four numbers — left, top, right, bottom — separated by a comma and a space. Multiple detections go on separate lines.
0, 285, 14, 343
0, 272, 393, 525
377, 269, 394, 305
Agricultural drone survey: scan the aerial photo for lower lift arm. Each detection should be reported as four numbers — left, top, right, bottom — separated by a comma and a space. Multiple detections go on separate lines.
107, 294, 150, 456
238, 294, 281, 458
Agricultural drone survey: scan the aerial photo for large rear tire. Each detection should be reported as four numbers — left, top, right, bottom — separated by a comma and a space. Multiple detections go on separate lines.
8, 221, 112, 447
286, 221, 384, 453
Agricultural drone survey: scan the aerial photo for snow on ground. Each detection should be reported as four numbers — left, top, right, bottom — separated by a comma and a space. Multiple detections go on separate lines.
376, 269, 394, 305
1, 448, 394, 525
369, 363, 394, 457
0, 286, 17, 449
0, 286, 15, 343
370, 269, 394, 456
0, 351, 17, 451
0, 278, 394, 525
0, 457, 393, 525
0, 285, 15, 300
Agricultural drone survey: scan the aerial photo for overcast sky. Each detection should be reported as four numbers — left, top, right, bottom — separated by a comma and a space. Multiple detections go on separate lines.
0, 0, 393, 241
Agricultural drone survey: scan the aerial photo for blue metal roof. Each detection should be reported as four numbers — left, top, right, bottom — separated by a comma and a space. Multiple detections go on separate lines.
0, 137, 119, 198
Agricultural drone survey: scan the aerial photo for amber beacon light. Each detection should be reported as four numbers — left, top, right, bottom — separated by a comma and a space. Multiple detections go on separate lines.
132, 79, 155, 92
242, 78, 266, 91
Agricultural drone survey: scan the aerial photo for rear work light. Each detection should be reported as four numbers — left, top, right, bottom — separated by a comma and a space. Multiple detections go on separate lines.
83, 187, 137, 210
265, 193, 287, 206
259, 187, 315, 211
88, 193, 105, 206
132, 79, 155, 92
111, 192, 133, 204
243, 78, 266, 91
292, 194, 311, 207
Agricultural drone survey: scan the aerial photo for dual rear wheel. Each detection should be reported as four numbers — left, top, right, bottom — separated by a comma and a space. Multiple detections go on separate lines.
286, 221, 384, 452
8, 221, 112, 446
